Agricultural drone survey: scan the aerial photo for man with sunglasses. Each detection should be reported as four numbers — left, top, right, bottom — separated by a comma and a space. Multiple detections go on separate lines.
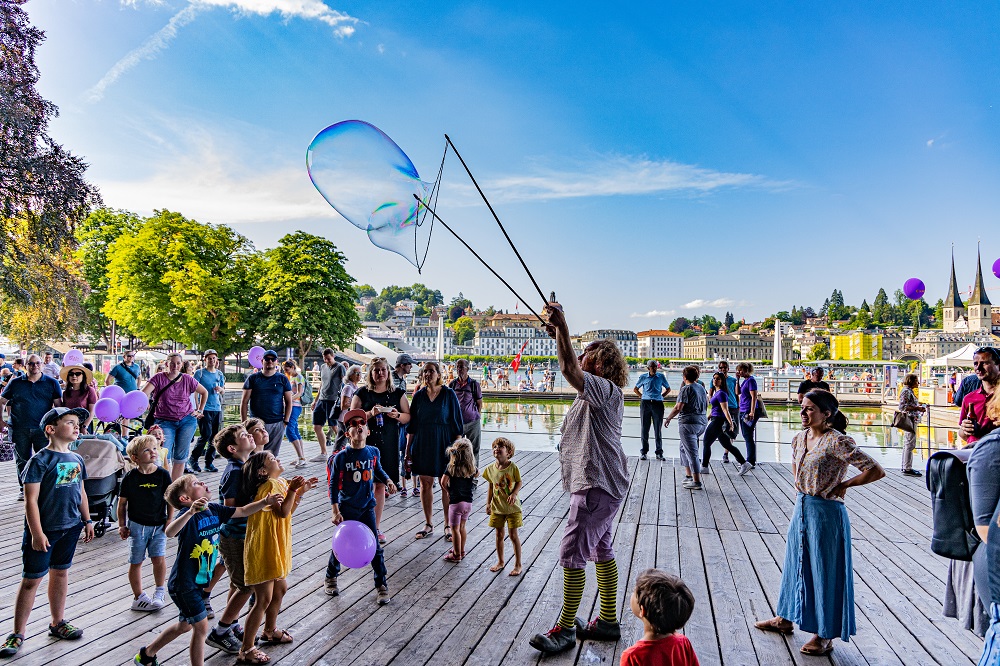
107, 350, 141, 393
959, 347, 1000, 445
0, 354, 63, 501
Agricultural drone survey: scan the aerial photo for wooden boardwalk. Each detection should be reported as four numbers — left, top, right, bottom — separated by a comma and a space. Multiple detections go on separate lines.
0, 451, 981, 666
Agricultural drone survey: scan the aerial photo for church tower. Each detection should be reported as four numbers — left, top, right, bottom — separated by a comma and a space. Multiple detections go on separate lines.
942, 248, 966, 333
967, 245, 992, 333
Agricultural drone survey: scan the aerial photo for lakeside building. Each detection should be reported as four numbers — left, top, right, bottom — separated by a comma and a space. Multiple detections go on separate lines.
473, 325, 557, 357
636, 330, 684, 358
830, 331, 883, 361
682, 331, 794, 361
580, 329, 638, 358
401, 325, 454, 356
909, 330, 994, 359
943, 248, 994, 334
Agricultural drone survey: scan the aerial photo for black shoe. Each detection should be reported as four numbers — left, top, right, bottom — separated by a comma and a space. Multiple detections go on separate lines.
529, 625, 577, 654
655, 454, 665, 461
574, 617, 621, 641
204, 464, 219, 473
639, 454, 648, 461
188, 460, 202, 473
902, 469, 922, 477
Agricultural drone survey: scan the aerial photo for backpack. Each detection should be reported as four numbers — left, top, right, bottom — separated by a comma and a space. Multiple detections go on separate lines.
300, 376, 314, 407
926, 449, 980, 561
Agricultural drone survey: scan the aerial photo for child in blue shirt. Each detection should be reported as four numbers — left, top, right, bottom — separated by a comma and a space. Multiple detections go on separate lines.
1, 407, 95, 658
324, 409, 396, 605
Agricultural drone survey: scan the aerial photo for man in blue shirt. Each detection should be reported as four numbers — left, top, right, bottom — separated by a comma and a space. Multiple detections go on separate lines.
633, 360, 671, 460
0, 354, 63, 500
189, 350, 226, 473
239, 350, 292, 456
107, 350, 141, 393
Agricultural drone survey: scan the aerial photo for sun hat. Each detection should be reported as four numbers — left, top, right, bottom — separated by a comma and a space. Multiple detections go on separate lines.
60, 364, 94, 386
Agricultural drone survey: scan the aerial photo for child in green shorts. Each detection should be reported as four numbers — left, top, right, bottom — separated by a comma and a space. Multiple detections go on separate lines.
482, 437, 523, 576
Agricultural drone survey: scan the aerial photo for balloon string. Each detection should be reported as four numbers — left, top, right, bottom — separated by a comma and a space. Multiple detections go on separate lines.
443, 135, 548, 307
414, 141, 449, 273
413, 195, 546, 325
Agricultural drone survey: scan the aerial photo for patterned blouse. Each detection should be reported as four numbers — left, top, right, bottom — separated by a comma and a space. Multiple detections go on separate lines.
898, 387, 920, 415
791, 429, 878, 501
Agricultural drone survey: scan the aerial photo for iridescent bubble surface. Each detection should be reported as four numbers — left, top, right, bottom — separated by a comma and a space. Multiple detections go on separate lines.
307, 120, 432, 266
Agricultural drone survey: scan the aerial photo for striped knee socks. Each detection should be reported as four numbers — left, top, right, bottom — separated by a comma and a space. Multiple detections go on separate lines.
594, 559, 618, 623
557, 567, 586, 629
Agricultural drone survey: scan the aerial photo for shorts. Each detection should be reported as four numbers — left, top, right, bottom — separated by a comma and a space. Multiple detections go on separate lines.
488, 511, 523, 530
127, 521, 167, 565
312, 399, 341, 427
448, 501, 472, 526
22, 523, 84, 579
169, 587, 209, 625
262, 421, 284, 456
218, 535, 249, 594
559, 488, 622, 569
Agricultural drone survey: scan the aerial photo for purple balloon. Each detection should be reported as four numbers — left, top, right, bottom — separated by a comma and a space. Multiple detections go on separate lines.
93, 397, 121, 422
248, 346, 265, 370
64, 349, 84, 366
903, 277, 925, 301
993, 257, 1000, 280
119, 390, 150, 419
331, 520, 377, 569
100, 384, 127, 404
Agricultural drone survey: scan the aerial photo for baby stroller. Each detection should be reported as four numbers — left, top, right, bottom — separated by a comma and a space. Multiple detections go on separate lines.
73, 435, 126, 537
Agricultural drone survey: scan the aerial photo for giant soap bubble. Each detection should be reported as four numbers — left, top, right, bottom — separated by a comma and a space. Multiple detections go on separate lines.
307, 120, 433, 267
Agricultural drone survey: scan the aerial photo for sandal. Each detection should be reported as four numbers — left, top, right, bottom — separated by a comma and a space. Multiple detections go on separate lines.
443, 550, 461, 563
444, 526, 453, 542
800, 639, 833, 656
401, 488, 408, 498
415, 524, 434, 539
754, 617, 793, 635
259, 629, 293, 645
236, 647, 270, 664
412, 486, 420, 497
49, 620, 83, 640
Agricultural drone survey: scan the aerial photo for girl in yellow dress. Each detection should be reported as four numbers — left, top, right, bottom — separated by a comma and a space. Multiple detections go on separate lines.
238, 451, 318, 664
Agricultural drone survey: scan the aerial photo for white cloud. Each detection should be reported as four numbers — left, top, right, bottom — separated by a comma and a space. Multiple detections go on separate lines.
477, 155, 791, 202
681, 298, 734, 309
630, 309, 676, 318
89, 1, 358, 102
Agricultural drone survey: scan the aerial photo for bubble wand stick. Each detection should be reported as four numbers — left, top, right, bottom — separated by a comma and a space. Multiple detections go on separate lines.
413, 194, 547, 325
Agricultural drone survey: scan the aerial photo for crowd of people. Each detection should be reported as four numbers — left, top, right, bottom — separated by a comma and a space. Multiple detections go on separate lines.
2, 330, 999, 664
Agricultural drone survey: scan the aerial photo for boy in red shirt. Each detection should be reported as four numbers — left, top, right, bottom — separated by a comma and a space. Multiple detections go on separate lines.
621, 570, 700, 666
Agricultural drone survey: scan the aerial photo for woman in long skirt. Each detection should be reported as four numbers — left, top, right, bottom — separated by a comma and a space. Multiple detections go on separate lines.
755, 389, 884, 655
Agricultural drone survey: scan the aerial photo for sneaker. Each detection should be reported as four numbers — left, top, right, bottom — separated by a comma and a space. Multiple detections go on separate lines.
902, 469, 923, 477
48, 620, 83, 640
574, 617, 621, 641
131, 593, 156, 612
150, 588, 167, 610
206, 628, 241, 654
738, 462, 753, 476
325, 577, 339, 596
17, 490, 24, 502
655, 454, 665, 461
682, 480, 703, 490
640, 454, 647, 461
133, 646, 159, 666
376, 585, 391, 605
400, 488, 408, 498
0, 633, 24, 658
529, 625, 577, 654
184, 465, 196, 475
204, 464, 219, 473
700, 465, 711, 475
378, 531, 386, 545
722, 454, 730, 464
188, 460, 202, 473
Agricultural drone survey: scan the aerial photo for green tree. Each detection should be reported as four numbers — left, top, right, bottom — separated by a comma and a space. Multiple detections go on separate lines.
453, 316, 476, 345
669, 317, 690, 333
355, 284, 376, 300
447, 304, 465, 323
103, 210, 259, 354
807, 342, 831, 361
931, 298, 944, 328
74, 208, 141, 348
377, 303, 394, 321
257, 232, 361, 359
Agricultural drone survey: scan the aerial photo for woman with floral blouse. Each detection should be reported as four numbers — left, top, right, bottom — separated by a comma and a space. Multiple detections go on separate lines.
897, 373, 926, 476
755, 389, 885, 656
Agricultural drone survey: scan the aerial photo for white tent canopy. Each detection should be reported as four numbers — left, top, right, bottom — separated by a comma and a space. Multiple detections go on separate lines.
926, 343, 980, 368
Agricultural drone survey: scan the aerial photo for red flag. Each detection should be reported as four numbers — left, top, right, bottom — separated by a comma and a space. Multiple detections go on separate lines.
511, 339, 529, 373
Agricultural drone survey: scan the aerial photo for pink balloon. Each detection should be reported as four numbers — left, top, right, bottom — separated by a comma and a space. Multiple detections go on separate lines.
93, 397, 121, 422
903, 277, 925, 301
100, 384, 127, 404
64, 349, 84, 365
119, 390, 150, 419
248, 346, 265, 370
332, 520, 377, 568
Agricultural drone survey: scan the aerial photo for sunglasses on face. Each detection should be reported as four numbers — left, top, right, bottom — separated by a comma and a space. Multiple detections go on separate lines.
347, 419, 366, 429
68, 372, 84, 378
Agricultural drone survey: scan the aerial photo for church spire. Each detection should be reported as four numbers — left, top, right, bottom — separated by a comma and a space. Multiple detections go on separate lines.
969, 243, 992, 306
946, 246, 964, 308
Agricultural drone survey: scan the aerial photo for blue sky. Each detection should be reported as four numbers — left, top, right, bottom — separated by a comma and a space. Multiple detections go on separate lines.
28, 0, 1000, 332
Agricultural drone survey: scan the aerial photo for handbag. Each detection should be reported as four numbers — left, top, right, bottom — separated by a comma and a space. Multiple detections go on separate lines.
144, 373, 184, 429
892, 410, 916, 433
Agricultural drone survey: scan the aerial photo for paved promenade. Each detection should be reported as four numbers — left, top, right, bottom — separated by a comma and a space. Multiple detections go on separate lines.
0, 452, 979, 665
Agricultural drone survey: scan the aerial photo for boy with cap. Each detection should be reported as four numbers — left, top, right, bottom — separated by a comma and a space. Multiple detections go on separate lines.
1, 407, 95, 658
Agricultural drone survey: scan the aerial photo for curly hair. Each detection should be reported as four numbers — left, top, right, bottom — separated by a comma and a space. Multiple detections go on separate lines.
585, 339, 629, 387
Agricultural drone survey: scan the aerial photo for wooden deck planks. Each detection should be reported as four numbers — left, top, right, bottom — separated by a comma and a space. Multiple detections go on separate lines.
0, 450, 982, 666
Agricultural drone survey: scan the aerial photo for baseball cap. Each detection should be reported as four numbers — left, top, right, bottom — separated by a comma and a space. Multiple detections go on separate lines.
202, 349, 218, 358
40, 407, 90, 429
262, 349, 279, 360
395, 353, 415, 366
341, 408, 368, 426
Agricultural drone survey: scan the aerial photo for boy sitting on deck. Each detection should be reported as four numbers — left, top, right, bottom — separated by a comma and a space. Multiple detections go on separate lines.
1, 407, 96, 658
620, 569, 700, 666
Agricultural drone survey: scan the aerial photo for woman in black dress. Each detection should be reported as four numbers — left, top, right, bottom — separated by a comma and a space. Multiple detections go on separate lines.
350, 357, 410, 544
405, 362, 463, 541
